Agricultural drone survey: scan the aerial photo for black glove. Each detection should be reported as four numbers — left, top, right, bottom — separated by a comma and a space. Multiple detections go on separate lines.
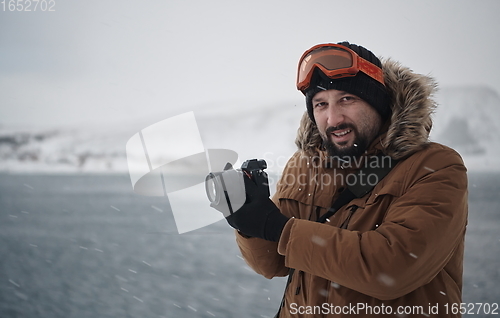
225, 171, 289, 242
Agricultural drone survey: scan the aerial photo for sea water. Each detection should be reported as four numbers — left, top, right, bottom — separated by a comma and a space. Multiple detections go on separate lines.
0, 173, 498, 318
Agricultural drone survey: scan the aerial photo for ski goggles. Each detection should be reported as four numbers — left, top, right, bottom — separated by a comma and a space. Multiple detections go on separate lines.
296, 43, 385, 92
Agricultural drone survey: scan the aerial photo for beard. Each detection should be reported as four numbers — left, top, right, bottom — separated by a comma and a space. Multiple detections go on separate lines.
322, 123, 372, 159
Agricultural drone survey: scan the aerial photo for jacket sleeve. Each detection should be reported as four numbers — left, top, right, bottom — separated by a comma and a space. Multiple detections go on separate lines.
277, 146, 468, 300
233, 157, 302, 279
234, 190, 291, 278
235, 231, 289, 279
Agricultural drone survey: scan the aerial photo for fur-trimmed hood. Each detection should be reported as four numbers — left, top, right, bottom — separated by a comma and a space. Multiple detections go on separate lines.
295, 59, 438, 160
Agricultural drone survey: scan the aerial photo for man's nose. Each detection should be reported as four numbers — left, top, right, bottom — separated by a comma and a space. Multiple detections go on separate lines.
326, 105, 344, 128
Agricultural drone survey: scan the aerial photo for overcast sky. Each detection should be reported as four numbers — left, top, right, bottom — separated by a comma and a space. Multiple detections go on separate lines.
1, 0, 499, 129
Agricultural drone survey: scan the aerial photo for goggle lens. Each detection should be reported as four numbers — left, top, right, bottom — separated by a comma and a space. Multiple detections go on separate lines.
298, 46, 354, 87
296, 44, 385, 92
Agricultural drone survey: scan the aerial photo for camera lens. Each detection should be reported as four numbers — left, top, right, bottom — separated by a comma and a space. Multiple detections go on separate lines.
205, 173, 219, 204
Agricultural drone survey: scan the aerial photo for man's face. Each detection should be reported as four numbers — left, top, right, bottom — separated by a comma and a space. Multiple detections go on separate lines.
312, 89, 382, 158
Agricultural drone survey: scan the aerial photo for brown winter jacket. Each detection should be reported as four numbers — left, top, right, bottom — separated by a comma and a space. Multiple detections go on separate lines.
235, 59, 468, 317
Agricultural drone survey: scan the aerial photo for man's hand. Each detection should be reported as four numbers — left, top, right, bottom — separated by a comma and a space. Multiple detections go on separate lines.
225, 172, 289, 242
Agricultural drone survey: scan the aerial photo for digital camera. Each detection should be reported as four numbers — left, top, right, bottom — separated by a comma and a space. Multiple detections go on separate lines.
205, 159, 269, 217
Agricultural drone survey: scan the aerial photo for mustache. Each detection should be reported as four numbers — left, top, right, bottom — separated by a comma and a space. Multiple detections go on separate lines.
325, 123, 356, 135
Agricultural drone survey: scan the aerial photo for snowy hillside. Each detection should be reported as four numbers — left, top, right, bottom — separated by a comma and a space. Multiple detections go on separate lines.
431, 86, 500, 170
0, 101, 304, 174
1, 85, 499, 173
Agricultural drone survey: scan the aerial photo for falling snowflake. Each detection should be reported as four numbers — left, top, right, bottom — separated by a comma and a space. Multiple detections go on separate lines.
133, 296, 143, 303
377, 273, 395, 286
9, 279, 20, 288
151, 205, 163, 212
311, 235, 326, 247
115, 275, 128, 282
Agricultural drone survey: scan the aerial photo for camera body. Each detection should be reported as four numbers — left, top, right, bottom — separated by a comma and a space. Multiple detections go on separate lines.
241, 159, 270, 197
205, 159, 269, 217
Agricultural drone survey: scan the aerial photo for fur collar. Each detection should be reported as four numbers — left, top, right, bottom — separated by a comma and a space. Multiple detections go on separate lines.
294, 59, 438, 160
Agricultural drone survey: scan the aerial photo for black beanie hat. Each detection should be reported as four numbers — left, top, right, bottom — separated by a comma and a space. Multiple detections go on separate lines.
304, 42, 391, 123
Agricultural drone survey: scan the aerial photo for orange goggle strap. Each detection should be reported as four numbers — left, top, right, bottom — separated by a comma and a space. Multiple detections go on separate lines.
297, 44, 385, 92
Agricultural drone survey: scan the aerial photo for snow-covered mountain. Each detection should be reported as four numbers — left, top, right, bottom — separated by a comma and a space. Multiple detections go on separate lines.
0, 101, 304, 174
1, 85, 499, 173
431, 86, 500, 170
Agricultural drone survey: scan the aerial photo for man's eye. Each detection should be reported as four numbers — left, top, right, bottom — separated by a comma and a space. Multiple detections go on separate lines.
314, 102, 327, 108
340, 96, 357, 104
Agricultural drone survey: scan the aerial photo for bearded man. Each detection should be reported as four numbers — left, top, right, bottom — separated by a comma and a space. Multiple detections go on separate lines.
215, 42, 468, 318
